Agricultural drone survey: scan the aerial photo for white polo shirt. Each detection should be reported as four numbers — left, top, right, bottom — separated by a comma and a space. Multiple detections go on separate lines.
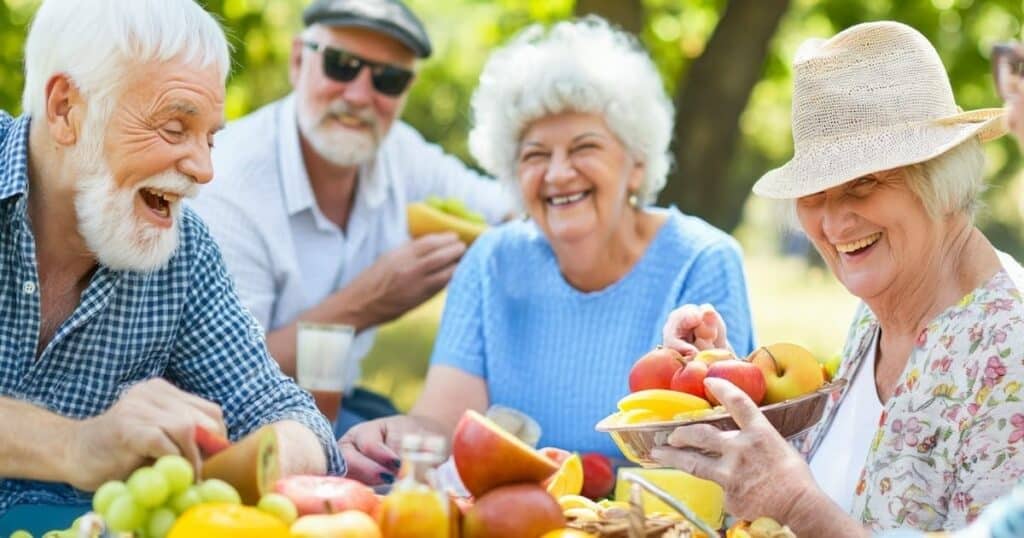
190, 94, 513, 393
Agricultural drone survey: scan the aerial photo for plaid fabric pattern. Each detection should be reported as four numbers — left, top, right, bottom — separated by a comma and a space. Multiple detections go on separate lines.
0, 113, 344, 513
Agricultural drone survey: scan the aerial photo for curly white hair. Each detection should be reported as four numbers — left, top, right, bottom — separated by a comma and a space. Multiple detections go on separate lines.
468, 17, 674, 206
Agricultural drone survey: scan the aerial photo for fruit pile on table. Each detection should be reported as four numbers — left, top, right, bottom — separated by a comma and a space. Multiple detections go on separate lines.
12, 343, 835, 537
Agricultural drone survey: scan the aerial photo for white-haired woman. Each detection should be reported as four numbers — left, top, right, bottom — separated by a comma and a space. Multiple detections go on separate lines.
340, 17, 755, 485
656, 22, 1024, 536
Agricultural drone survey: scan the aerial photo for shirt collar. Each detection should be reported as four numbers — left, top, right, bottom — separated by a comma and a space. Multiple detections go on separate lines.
275, 94, 391, 217
277, 95, 317, 217
0, 114, 32, 203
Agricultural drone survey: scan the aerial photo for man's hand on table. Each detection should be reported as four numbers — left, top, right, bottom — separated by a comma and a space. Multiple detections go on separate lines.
66, 378, 225, 491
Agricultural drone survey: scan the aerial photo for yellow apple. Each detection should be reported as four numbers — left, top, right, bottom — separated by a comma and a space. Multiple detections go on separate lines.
694, 348, 737, 365
748, 343, 824, 404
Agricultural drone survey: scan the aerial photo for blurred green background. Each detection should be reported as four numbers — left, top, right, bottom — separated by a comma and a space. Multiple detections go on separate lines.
1, 0, 1020, 410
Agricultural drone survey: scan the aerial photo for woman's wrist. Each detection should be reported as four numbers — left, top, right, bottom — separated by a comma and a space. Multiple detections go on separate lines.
782, 489, 869, 538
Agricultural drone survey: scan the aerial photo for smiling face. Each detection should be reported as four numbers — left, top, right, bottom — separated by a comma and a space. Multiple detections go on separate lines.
291, 25, 416, 167
517, 112, 643, 246
795, 167, 941, 301
72, 58, 224, 271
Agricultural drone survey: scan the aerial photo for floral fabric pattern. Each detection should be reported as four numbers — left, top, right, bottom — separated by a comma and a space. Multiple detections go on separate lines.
800, 270, 1024, 532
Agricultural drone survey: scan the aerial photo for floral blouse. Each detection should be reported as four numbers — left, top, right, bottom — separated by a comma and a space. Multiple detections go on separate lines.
798, 268, 1024, 532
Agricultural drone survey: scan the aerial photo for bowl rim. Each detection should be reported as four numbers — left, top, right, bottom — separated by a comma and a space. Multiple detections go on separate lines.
595, 378, 848, 433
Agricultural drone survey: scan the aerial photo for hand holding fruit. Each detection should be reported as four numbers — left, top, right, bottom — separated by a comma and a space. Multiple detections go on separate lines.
350, 233, 467, 326
68, 378, 226, 491
650, 378, 821, 525
662, 304, 730, 358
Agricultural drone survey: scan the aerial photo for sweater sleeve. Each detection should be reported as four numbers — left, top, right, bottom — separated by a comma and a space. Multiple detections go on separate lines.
679, 237, 756, 356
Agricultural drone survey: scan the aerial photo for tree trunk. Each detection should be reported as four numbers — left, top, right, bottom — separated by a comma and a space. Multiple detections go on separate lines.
660, 0, 790, 231
573, 0, 645, 35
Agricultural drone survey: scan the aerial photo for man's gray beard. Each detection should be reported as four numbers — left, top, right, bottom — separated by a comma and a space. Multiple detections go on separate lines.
70, 128, 193, 272
297, 103, 381, 168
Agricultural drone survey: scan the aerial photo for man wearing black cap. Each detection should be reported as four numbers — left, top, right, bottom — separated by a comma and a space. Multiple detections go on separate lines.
191, 0, 512, 437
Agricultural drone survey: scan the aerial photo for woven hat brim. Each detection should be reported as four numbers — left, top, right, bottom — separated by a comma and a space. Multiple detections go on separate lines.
753, 109, 1008, 200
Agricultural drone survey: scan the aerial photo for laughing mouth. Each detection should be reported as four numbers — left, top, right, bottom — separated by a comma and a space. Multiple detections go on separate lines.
138, 188, 182, 219
835, 232, 882, 254
332, 113, 371, 129
547, 190, 591, 207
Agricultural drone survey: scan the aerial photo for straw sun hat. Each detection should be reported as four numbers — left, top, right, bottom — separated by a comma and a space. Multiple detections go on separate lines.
753, 21, 1007, 200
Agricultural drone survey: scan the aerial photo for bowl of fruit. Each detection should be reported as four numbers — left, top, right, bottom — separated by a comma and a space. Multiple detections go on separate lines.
407, 196, 488, 245
596, 344, 847, 466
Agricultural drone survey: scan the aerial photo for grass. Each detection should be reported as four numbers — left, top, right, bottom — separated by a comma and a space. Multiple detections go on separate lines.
358, 254, 859, 412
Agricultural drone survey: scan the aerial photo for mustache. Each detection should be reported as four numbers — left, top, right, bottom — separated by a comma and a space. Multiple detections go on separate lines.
135, 169, 200, 199
321, 100, 378, 129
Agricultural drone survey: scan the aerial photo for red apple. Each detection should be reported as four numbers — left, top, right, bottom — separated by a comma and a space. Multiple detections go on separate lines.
452, 410, 559, 497
462, 483, 565, 538
705, 359, 767, 406
274, 475, 379, 516
628, 346, 685, 392
670, 360, 709, 400
580, 452, 615, 500
194, 425, 231, 457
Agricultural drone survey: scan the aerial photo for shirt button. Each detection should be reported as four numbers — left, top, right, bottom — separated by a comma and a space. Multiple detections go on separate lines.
22, 281, 36, 294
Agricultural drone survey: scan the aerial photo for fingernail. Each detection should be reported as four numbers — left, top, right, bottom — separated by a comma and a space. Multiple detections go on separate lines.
378, 472, 395, 484
389, 459, 402, 471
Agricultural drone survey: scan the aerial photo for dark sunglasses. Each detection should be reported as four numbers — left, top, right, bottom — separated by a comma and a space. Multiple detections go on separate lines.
303, 41, 414, 97
992, 43, 1024, 100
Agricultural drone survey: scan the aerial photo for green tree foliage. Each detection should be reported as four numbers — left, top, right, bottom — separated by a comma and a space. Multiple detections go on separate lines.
2, 0, 1023, 254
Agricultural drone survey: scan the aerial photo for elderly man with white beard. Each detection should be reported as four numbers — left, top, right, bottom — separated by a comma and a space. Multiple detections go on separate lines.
0, 0, 343, 531
189, 0, 514, 439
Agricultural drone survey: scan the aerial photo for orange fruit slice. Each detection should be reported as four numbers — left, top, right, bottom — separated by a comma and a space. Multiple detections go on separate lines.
540, 448, 584, 497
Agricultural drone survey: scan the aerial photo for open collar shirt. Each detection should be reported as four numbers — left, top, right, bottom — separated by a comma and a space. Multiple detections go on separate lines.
190, 95, 513, 392
0, 113, 344, 513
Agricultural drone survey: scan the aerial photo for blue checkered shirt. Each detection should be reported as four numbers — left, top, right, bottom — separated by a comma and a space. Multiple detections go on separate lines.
0, 113, 345, 513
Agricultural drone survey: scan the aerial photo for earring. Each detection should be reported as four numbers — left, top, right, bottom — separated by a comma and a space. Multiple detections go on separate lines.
628, 192, 640, 208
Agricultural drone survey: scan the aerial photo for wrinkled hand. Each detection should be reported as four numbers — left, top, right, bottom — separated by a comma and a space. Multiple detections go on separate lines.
69, 378, 226, 491
355, 233, 467, 326
662, 304, 729, 358
651, 378, 819, 523
338, 415, 426, 485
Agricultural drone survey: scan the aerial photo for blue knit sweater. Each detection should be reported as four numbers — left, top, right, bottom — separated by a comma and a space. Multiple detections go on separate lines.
430, 207, 755, 456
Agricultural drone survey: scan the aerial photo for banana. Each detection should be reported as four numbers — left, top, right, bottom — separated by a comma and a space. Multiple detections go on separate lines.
407, 202, 487, 245
617, 389, 711, 417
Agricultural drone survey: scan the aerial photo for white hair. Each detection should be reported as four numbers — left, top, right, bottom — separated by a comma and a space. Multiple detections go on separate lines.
906, 137, 986, 219
468, 17, 674, 206
22, 0, 230, 126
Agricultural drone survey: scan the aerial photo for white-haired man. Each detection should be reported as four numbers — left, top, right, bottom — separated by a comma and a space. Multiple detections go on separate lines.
190, 0, 513, 441
0, 0, 343, 531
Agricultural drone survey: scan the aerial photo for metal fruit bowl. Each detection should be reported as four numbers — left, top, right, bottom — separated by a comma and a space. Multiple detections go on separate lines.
595, 379, 847, 466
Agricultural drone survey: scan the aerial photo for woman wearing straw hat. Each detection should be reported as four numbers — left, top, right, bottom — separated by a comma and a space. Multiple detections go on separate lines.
654, 21, 1024, 535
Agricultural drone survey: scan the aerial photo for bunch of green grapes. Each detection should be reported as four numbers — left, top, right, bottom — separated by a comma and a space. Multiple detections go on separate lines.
22, 456, 298, 538
89, 455, 239, 537
425, 196, 487, 224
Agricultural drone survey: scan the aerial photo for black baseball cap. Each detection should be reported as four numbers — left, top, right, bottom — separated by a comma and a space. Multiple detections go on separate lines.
302, 0, 432, 58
